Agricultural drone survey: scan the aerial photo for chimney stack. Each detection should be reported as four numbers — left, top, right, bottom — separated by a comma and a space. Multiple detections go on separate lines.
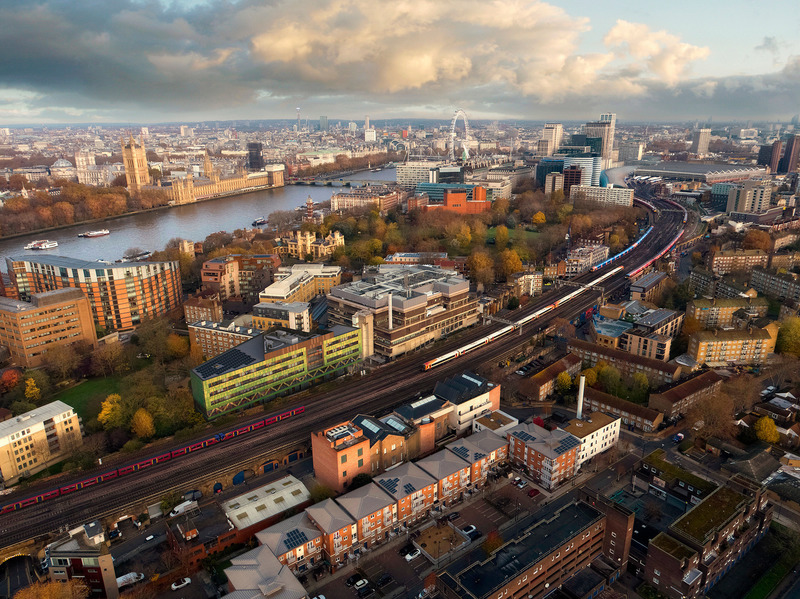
577, 375, 586, 420
388, 293, 393, 330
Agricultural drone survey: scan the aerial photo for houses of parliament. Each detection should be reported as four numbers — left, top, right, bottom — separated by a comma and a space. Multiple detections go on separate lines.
121, 135, 284, 205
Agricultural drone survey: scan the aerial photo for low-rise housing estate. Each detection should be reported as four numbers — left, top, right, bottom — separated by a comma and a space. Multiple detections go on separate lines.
568, 338, 682, 386
507, 422, 580, 490
687, 326, 777, 366
648, 370, 724, 419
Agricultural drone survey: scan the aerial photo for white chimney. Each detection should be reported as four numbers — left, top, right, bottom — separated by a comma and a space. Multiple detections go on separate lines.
388, 293, 393, 330
576, 375, 586, 420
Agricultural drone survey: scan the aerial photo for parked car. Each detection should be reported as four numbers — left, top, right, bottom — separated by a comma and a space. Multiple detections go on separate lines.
377, 573, 393, 588
405, 548, 421, 561
312, 596, 326, 599
468, 530, 482, 541
511, 476, 521, 486
528, 488, 540, 498
461, 525, 477, 535
108, 529, 121, 539
516, 479, 528, 489
357, 587, 375, 598
145, 535, 155, 542
399, 544, 415, 557
447, 512, 460, 521
515, 370, 525, 376
171, 578, 191, 591
346, 575, 364, 587
354, 579, 369, 590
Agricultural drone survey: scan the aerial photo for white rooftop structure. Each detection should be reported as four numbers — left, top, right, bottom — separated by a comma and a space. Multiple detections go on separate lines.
221, 475, 311, 530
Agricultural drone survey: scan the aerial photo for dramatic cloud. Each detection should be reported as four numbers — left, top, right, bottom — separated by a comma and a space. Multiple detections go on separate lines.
0, 0, 794, 123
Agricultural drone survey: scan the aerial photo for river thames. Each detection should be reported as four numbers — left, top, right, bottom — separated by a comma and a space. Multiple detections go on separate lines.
0, 168, 395, 264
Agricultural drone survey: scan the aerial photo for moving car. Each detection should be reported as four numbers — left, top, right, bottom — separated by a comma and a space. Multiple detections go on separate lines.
171, 577, 191, 591
145, 535, 155, 542
672, 433, 685, 443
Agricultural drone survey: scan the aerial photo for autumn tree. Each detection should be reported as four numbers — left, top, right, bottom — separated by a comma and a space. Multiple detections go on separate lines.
13, 578, 89, 599
131, 408, 155, 439
632, 372, 650, 403
468, 250, 495, 287
43, 344, 81, 381
742, 229, 773, 252
98, 394, 127, 430
0, 369, 22, 393
777, 317, 800, 357
754, 416, 780, 444
597, 364, 621, 396
24, 377, 41, 403
579, 368, 598, 387
556, 371, 573, 394
532, 211, 546, 225
166, 334, 190, 360
91, 342, 125, 376
494, 225, 509, 249
497, 249, 523, 281
687, 393, 734, 439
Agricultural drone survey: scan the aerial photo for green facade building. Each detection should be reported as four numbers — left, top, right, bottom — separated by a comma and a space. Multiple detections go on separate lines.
191, 325, 362, 419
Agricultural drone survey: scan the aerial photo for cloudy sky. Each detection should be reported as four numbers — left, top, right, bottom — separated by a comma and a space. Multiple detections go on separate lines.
1, 0, 799, 124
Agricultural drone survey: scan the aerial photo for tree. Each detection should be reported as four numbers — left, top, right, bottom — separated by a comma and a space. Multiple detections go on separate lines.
632, 373, 650, 403
497, 249, 523, 281
754, 416, 780, 444
468, 250, 495, 287
687, 393, 734, 439
135, 317, 171, 364
131, 408, 155, 439
310, 484, 335, 503
579, 368, 597, 387
98, 394, 126, 430
507, 296, 520, 310
166, 334, 190, 360
532, 211, 546, 225
13, 579, 89, 599
494, 225, 509, 249
0, 368, 22, 393
91, 342, 125, 376
597, 364, 621, 396
24, 377, 41, 403
43, 344, 81, 380
742, 230, 773, 252
777, 318, 800, 357
556, 371, 573, 394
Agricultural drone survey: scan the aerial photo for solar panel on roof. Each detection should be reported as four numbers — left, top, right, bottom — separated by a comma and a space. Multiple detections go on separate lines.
360, 419, 382, 434
283, 528, 309, 551
403, 483, 417, 495
379, 477, 400, 494
451, 446, 469, 460
514, 431, 537, 443
194, 347, 258, 378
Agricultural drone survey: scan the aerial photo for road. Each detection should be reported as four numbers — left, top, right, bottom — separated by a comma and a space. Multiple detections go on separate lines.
0, 556, 35, 599
0, 196, 686, 548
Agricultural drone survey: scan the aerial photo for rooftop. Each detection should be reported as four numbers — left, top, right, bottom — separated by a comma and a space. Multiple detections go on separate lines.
336, 483, 395, 521
0, 400, 74, 440
0, 288, 86, 313
592, 315, 634, 339
563, 412, 619, 439
375, 462, 437, 500
691, 328, 772, 343
671, 486, 747, 544
447, 429, 508, 464
568, 338, 681, 375
630, 271, 669, 291
171, 502, 233, 547
689, 297, 769, 310
433, 371, 490, 405
417, 449, 471, 480
635, 308, 680, 329
305, 498, 354, 534
643, 449, 717, 495
394, 395, 448, 422
473, 410, 516, 431
528, 354, 582, 384
439, 502, 602, 599
507, 422, 581, 459
257, 512, 321, 557
253, 301, 310, 314
650, 370, 723, 405
650, 532, 696, 562
221, 475, 310, 530
8, 254, 161, 269
584, 387, 663, 422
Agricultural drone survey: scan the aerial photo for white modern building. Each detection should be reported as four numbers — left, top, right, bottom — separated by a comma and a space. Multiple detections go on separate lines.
570, 185, 634, 207
562, 412, 621, 468
562, 155, 603, 186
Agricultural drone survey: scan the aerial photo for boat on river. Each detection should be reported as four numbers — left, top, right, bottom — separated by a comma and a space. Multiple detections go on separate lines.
78, 229, 110, 238
24, 240, 58, 250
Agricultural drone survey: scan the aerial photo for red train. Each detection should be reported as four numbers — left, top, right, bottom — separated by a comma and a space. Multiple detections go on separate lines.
0, 406, 305, 514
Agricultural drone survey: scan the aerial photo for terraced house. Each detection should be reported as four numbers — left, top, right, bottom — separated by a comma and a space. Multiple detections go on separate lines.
190, 325, 364, 418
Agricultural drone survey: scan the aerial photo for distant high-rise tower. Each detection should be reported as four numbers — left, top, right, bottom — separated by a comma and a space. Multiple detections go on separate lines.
584, 120, 612, 169
690, 129, 712, 156
757, 140, 783, 173
296, 107, 301, 132
365, 115, 370, 130
247, 142, 264, 171
121, 135, 151, 193
541, 123, 563, 156
781, 135, 800, 173
348, 122, 357, 134
319, 116, 328, 132
599, 113, 616, 166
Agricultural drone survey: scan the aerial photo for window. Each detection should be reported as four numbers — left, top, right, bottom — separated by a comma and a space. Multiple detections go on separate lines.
653, 578, 659, 585
654, 569, 661, 576
342, 471, 347, 478
341, 455, 347, 464
357, 447, 363, 457
358, 459, 363, 468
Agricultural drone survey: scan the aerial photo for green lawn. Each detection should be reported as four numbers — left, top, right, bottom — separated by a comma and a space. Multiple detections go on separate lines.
487, 226, 541, 243
52, 376, 123, 422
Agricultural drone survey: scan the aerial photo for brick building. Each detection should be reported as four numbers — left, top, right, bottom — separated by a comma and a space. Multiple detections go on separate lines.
0, 288, 97, 368
259, 264, 342, 303
567, 338, 682, 386
583, 388, 663, 432
629, 271, 669, 302
256, 512, 322, 574
709, 249, 769, 275
374, 462, 438, 525
252, 301, 311, 332
183, 294, 223, 323
331, 185, 403, 213
686, 297, 769, 328
419, 186, 491, 214
750, 268, 800, 302
305, 499, 356, 569
416, 450, 471, 507
187, 319, 260, 359
4, 255, 181, 331
507, 422, 580, 490
336, 483, 397, 550
648, 370, 724, 419
200, 254, 280, 302
519, 354, 582, 402
687, 326, 777, 366
446, 429, 509, 488
48, 523, 118, 599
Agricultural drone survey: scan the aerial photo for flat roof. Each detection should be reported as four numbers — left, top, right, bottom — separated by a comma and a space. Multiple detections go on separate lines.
692, 328, 772, 342
650, 532, 696, 561
671, 486, 747, 544
8, 254, 160, 269
631, 271, 668, 291
221, 475, 310, 530
473, 411, 516, 431
253, 301, 310, 314
689, 297, 768, 309
563, 412, 619, 439
439, 502, 602, 599
0, 400, 74, 439
643, 449, 717, 494
635, 308, 679, 329
592, 316, 633, 339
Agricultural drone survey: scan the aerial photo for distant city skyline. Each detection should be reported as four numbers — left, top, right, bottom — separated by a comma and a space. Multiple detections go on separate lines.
0, 0, 799, 124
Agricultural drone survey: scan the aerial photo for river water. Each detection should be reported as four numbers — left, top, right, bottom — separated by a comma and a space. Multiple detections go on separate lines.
0, 168, 396, 264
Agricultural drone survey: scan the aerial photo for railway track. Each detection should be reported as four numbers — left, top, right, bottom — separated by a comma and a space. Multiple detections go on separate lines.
0, 197, 684, 547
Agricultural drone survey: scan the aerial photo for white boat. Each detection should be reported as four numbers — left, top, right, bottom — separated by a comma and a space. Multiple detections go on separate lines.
24, 240, 58, 250
78, 229, 110, 238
